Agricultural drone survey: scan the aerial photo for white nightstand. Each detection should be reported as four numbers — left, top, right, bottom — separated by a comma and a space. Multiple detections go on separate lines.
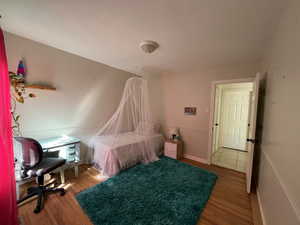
164, 139, 183, 160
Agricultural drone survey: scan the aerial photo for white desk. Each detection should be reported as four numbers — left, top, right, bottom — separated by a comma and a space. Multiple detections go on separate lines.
38, 136, 81, 184
15, 136, 81, 200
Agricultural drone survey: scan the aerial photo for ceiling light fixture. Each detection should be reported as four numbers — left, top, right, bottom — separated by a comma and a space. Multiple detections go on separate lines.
139, 40, 159, 54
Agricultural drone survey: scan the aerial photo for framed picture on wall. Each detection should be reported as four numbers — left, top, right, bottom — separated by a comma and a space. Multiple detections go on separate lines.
184, 107, 197, 115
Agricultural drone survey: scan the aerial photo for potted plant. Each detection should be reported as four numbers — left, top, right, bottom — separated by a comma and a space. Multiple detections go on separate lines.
9, 71, 36, 136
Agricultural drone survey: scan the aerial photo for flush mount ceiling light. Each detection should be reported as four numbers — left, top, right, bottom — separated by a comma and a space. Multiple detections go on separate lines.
139, 40, 159, 54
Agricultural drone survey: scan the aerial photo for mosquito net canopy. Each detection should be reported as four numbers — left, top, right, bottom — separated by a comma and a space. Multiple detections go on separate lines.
90, 77, 162, 176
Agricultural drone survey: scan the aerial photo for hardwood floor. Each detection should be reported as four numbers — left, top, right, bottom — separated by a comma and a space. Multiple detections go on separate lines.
18, 159, 258, 225
182, 159, 254, 225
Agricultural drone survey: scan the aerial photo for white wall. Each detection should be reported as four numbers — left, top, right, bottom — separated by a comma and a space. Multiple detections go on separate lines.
160, 63, 260, 160
258, 0, 300, 224
5, 32, 134, 162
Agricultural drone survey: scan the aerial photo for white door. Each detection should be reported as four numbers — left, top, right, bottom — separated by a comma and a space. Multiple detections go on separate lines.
246, 74, 260, 193
220, 90, 251, 150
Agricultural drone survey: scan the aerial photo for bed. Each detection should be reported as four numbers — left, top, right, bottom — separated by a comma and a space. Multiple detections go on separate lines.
92, 132, 164, 177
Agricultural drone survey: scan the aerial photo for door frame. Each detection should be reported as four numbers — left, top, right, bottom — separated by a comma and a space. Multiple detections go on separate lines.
207, 77, 255, 165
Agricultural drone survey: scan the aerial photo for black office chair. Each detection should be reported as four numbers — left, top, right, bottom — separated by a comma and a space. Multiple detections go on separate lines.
15, 137, 66, 213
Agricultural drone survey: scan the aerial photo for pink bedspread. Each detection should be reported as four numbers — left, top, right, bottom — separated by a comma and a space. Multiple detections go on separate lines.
92, 132, 164, 177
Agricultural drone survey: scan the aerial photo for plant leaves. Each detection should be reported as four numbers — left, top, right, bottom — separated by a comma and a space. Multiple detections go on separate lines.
16, 96, 24, 103
29, 93, 36, 98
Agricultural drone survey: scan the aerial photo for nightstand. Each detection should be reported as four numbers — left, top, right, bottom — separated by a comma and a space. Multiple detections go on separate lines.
164, 139, 183, 160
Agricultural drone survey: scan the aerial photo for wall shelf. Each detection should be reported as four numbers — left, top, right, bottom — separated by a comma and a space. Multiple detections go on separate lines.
23, 84, 56, 91
9, 71, 56, 91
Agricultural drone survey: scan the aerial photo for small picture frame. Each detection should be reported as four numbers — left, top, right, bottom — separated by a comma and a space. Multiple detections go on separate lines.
184, 107, 197, 115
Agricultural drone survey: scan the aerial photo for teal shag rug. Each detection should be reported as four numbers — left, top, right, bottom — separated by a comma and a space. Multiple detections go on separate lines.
76, 157, 217, 225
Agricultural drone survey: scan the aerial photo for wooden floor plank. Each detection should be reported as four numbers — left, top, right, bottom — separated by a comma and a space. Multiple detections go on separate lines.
18, 159, 255, 225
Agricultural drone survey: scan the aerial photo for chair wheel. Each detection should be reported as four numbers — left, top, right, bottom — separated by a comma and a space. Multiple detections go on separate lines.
34, 207, 41, 214
28, 187, 35, 194
60, 189, 66, 196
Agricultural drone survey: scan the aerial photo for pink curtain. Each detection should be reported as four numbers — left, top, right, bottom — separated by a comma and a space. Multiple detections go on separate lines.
0, 28, 18, 225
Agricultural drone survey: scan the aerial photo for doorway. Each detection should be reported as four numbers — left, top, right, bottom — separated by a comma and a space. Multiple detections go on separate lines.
211, 82, 253, 173
209, 75, 260, 193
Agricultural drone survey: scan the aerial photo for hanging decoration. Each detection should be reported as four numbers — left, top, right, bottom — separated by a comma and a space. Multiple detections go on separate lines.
90, 77, 162, 176
9, 60, 36, 136
17, 60, 26, 78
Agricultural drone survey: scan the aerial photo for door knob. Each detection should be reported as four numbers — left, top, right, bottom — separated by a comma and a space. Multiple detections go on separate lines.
247, 138, 257, 144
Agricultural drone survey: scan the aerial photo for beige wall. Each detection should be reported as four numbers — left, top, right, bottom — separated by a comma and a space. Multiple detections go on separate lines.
258, 0, 300, 224
160, 63, 260, 160
5, 32, 134, 162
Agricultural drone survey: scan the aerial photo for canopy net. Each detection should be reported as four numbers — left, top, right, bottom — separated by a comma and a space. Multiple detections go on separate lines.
90, 77, 162, 176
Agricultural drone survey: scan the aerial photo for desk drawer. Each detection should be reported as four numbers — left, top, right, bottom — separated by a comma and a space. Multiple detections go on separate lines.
47, 143, 80, 162
65, 143, 80, 162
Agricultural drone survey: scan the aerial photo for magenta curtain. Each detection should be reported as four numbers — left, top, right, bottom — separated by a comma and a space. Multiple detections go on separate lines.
0, 28, 18, 225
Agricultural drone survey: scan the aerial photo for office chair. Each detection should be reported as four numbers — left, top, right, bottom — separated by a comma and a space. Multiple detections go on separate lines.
15, 137, 66, 213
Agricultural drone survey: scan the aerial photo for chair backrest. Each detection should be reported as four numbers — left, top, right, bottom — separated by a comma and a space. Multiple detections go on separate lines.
14, 137, 43, 169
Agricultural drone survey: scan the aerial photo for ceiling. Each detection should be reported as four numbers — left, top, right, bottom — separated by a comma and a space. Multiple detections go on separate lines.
1, 0, 286, 75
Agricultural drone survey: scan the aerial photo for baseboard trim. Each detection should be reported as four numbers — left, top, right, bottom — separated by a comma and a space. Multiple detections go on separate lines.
257, 190, 267, 225
183, 154, 208, 164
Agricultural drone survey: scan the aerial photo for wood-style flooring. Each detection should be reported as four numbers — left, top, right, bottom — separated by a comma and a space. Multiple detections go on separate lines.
18, 158, 260, 225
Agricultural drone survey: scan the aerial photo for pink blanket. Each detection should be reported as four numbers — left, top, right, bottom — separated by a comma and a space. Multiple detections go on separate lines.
92, 132, 164, 177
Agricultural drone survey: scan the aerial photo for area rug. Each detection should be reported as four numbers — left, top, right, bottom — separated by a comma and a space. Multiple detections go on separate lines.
76, 157, 217, 225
